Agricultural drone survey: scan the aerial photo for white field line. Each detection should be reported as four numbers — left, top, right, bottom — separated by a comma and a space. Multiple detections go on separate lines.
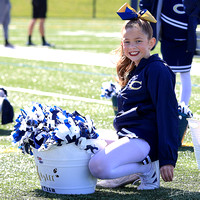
0, 45, 116, 68
2, 86, 112, 105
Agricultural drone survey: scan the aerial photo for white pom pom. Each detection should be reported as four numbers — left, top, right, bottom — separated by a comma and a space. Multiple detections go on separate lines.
55, 124, 71, 140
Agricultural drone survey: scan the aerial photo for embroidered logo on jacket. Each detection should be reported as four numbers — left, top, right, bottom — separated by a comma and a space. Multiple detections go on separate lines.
129, 80, 142, 90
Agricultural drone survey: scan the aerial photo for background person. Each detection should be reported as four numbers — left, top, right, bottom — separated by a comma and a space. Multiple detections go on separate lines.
27, 0, 52, 46
0, 0, 13, 47
139, 0, 200, 106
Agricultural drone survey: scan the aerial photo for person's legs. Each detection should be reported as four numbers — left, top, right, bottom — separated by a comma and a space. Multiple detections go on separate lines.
89, 137, 151, 179
39, 18, 52, 46
180, 71, 192, 105
39, 18, 45, 37
27, 18, 37, 45
28, 18, 37, 37
2, 9, 13, 47
3, 22, 9, 45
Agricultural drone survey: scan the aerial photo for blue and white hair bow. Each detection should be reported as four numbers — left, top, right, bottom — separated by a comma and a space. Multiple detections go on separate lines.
117, 3, 157, 23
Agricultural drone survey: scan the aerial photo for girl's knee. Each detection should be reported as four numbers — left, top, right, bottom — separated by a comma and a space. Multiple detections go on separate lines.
88, 158, 104, 178
88, 157, 111, 179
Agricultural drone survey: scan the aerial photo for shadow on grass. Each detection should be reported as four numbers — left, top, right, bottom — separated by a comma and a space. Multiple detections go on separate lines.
178, 146, 194, 152
32, 186, 200, 200
0, 129, 12, 136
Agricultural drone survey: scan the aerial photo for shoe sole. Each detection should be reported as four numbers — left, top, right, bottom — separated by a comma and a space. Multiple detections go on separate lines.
96, 175, 139, 188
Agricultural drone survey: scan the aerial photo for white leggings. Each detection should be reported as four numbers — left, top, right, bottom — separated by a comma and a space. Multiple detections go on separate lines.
89, 137, 151, 179
179, 71, 191, 105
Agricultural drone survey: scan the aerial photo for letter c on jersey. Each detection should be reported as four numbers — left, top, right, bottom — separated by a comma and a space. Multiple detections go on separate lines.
173, 4, 185, 14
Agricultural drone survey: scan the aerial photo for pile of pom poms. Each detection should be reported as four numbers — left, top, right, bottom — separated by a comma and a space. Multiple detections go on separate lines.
178, 102, 193, 119
101, 81, 120, 99
12, 102, 106, 155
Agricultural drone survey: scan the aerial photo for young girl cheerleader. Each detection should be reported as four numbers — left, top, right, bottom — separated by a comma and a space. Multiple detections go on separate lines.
89, 3, 179, 190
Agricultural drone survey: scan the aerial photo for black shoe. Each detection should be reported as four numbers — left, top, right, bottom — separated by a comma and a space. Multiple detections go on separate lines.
27, 41, 35, 46
5, 43, 14, 48
42, 41, 53, 47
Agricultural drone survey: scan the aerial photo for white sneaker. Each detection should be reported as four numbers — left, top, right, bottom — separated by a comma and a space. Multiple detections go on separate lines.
96, 174, 139, 188
137, 160, 160, 190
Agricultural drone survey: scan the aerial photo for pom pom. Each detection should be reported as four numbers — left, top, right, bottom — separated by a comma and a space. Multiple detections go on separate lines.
178, 102, 193, 118
12, 102, 103, 155
101, 81, 120, 99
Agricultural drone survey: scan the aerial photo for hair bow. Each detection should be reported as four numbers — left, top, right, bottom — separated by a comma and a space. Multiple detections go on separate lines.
117, 3, 157, 23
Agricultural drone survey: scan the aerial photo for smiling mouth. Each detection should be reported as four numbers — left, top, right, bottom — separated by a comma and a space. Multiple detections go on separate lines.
129, 51, 139, 56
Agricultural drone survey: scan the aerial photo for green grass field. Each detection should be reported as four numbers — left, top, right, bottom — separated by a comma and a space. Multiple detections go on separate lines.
10, 0, 131, 19
0, 3, 200, 199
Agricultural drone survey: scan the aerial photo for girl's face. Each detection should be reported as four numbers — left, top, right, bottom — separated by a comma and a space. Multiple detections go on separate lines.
122, 26, 156, 66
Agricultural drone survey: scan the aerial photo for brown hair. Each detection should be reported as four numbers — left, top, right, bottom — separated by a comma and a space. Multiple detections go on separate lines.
115, 19, 153, 87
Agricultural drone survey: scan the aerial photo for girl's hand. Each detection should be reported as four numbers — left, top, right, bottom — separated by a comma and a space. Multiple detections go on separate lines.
160, 165, 174, 182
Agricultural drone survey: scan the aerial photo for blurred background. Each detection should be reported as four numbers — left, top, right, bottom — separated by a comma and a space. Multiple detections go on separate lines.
10, 0, 138, 19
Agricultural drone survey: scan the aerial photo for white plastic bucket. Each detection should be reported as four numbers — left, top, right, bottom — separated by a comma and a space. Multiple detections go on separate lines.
188, 118, 200, 169
33, 143, 97, 194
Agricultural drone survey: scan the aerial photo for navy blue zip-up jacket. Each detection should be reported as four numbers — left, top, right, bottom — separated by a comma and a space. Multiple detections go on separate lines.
113, 54, 179, 168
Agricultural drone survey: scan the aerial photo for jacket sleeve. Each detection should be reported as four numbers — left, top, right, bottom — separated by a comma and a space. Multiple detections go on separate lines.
146, 63, 179, 167
182, 0, 200, 16
182, 0, 200, 52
